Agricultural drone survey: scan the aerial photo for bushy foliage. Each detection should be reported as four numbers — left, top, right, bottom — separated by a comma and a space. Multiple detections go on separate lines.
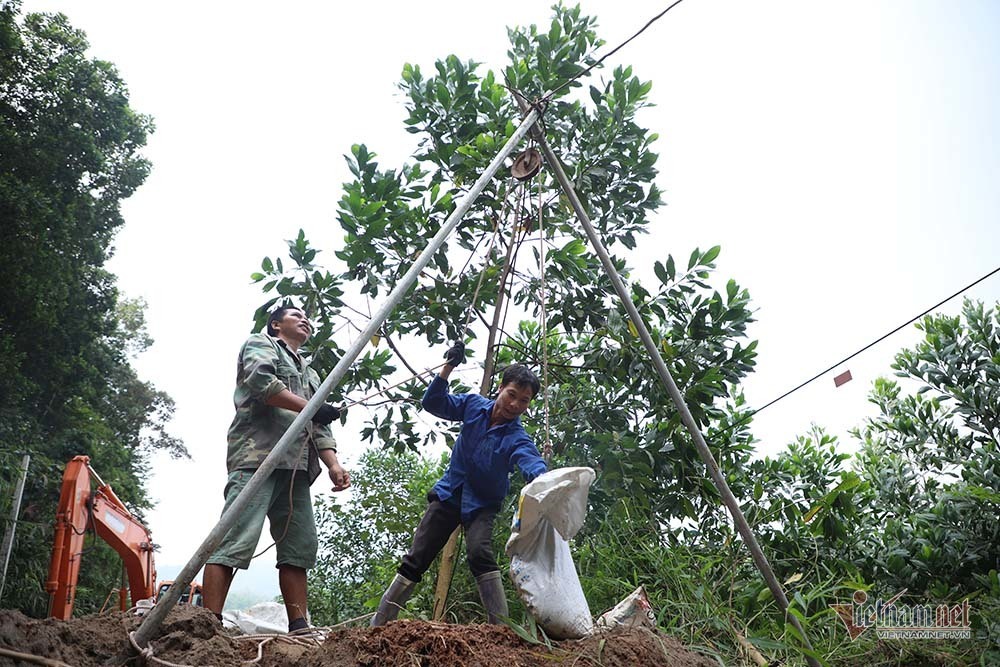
307, 449, 446, 624
851, 300, 1000, 601
712, 299, 1000, 662
257, 0, 756, 546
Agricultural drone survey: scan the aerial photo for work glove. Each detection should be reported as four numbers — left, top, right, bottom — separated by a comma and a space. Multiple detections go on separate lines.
444, 341, 466, 367
311, 403, 343, 425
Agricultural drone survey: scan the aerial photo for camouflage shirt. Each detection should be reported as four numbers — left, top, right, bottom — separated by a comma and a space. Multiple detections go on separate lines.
226, 334, 336, 481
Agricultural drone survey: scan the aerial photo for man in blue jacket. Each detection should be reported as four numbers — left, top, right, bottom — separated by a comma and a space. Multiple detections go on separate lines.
371, 341, 547, 626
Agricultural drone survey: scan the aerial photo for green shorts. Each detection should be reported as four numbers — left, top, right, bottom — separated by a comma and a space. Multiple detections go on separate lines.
206, 468, 317, 570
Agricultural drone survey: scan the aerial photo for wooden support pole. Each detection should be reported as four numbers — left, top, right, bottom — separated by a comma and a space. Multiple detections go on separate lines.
513, 95, 821, 666
132, 106, 542, 649
431, 215, 521, 620
431, 530, 459, 621
0, 453, 30, 603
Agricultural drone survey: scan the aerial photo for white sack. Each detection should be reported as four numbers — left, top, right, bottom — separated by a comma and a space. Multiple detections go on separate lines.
506, 467, 596, 639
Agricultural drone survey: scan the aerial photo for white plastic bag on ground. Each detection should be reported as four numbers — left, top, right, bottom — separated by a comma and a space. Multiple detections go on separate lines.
595, 585, 656, 631
505, 467, 596, 639
223, 601, 289, 634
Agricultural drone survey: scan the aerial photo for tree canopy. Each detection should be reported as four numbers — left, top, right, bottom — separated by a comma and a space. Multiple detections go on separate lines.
255, 4, 756, 522
0, 2, 183, 616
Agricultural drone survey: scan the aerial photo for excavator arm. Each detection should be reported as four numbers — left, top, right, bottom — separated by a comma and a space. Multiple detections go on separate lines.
45, 455, 157, 619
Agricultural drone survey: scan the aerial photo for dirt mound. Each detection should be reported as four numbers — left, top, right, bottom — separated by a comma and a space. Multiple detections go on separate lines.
0, 605, 238, 667
327, 620, 716, 667
0, 607, 716, 667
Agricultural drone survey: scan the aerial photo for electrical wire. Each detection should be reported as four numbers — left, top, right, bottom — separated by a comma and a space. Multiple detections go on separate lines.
485, 261, 999, 445
543, 0, 689, 101
719, 263, 1000, 438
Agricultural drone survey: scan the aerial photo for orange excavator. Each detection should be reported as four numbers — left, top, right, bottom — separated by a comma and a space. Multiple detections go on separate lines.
45, 455, 201, 619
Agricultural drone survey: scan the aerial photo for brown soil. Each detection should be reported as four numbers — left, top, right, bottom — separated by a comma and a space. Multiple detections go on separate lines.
0, 606, 717, 667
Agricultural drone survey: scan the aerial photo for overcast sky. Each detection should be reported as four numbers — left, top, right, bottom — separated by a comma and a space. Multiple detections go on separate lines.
21, 1, 1000, 602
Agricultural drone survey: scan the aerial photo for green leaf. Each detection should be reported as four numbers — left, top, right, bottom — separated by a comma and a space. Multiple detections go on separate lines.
505, 619, 543, 645
653, 261, 668, 285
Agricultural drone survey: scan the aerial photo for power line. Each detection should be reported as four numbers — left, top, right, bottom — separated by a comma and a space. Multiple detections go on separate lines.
723, 263, 1000, 437
544, 0, 688, 101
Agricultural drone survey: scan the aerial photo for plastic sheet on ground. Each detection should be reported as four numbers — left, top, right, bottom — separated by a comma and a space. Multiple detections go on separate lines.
222, 600, 289, 634
595, 585, 656, 631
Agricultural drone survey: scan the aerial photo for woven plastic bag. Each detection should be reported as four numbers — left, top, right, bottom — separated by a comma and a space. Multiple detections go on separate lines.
595, 585, 656, 631
505, 467, 596, 639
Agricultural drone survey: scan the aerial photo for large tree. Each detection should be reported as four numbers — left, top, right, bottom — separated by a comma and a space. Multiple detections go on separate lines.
256, 3, 757, 622
0, 2, 184, 616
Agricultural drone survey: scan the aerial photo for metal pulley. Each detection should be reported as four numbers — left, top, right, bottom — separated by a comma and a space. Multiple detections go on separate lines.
511, 147, 542, 180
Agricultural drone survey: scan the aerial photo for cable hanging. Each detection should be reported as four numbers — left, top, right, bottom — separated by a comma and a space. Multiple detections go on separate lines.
718, 263, 1000, 439
543, 0, 689, 101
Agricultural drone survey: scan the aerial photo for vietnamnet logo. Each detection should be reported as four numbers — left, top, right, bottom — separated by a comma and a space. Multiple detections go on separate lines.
830, 589, 972, 640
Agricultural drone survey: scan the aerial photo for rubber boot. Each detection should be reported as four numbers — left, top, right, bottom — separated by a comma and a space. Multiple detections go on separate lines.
475, 570, 509, 624
370, 573, 416, 626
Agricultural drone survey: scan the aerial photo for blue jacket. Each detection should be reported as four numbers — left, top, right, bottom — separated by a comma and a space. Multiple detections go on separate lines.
424, 376, 547, 520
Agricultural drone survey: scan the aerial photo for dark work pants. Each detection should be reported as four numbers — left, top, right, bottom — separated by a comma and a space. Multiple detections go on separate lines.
398, 494, 499, 582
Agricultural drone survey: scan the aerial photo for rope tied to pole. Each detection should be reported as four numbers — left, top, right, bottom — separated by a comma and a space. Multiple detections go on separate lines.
536, 170, 553, 461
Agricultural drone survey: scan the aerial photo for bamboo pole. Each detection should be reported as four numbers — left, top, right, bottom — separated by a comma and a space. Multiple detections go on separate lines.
0, 453, 30, 603
512, 95, 821, 666
132, 106, 541, 649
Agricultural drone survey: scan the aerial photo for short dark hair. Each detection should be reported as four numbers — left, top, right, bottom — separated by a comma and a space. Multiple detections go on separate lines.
267, 304, 304, 336
499, 364, 541, 397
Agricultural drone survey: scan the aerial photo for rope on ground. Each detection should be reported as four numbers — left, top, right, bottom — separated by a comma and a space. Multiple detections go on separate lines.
124, 608, 235, 667
243, 636, 275, 666
0, 646, 74, 667
127, 630, 187, 667
232, 612, 376, 665
124, 613, 376, 667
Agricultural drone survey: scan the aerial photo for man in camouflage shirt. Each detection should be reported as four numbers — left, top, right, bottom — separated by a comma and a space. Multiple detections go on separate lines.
203, 305, 349, 632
